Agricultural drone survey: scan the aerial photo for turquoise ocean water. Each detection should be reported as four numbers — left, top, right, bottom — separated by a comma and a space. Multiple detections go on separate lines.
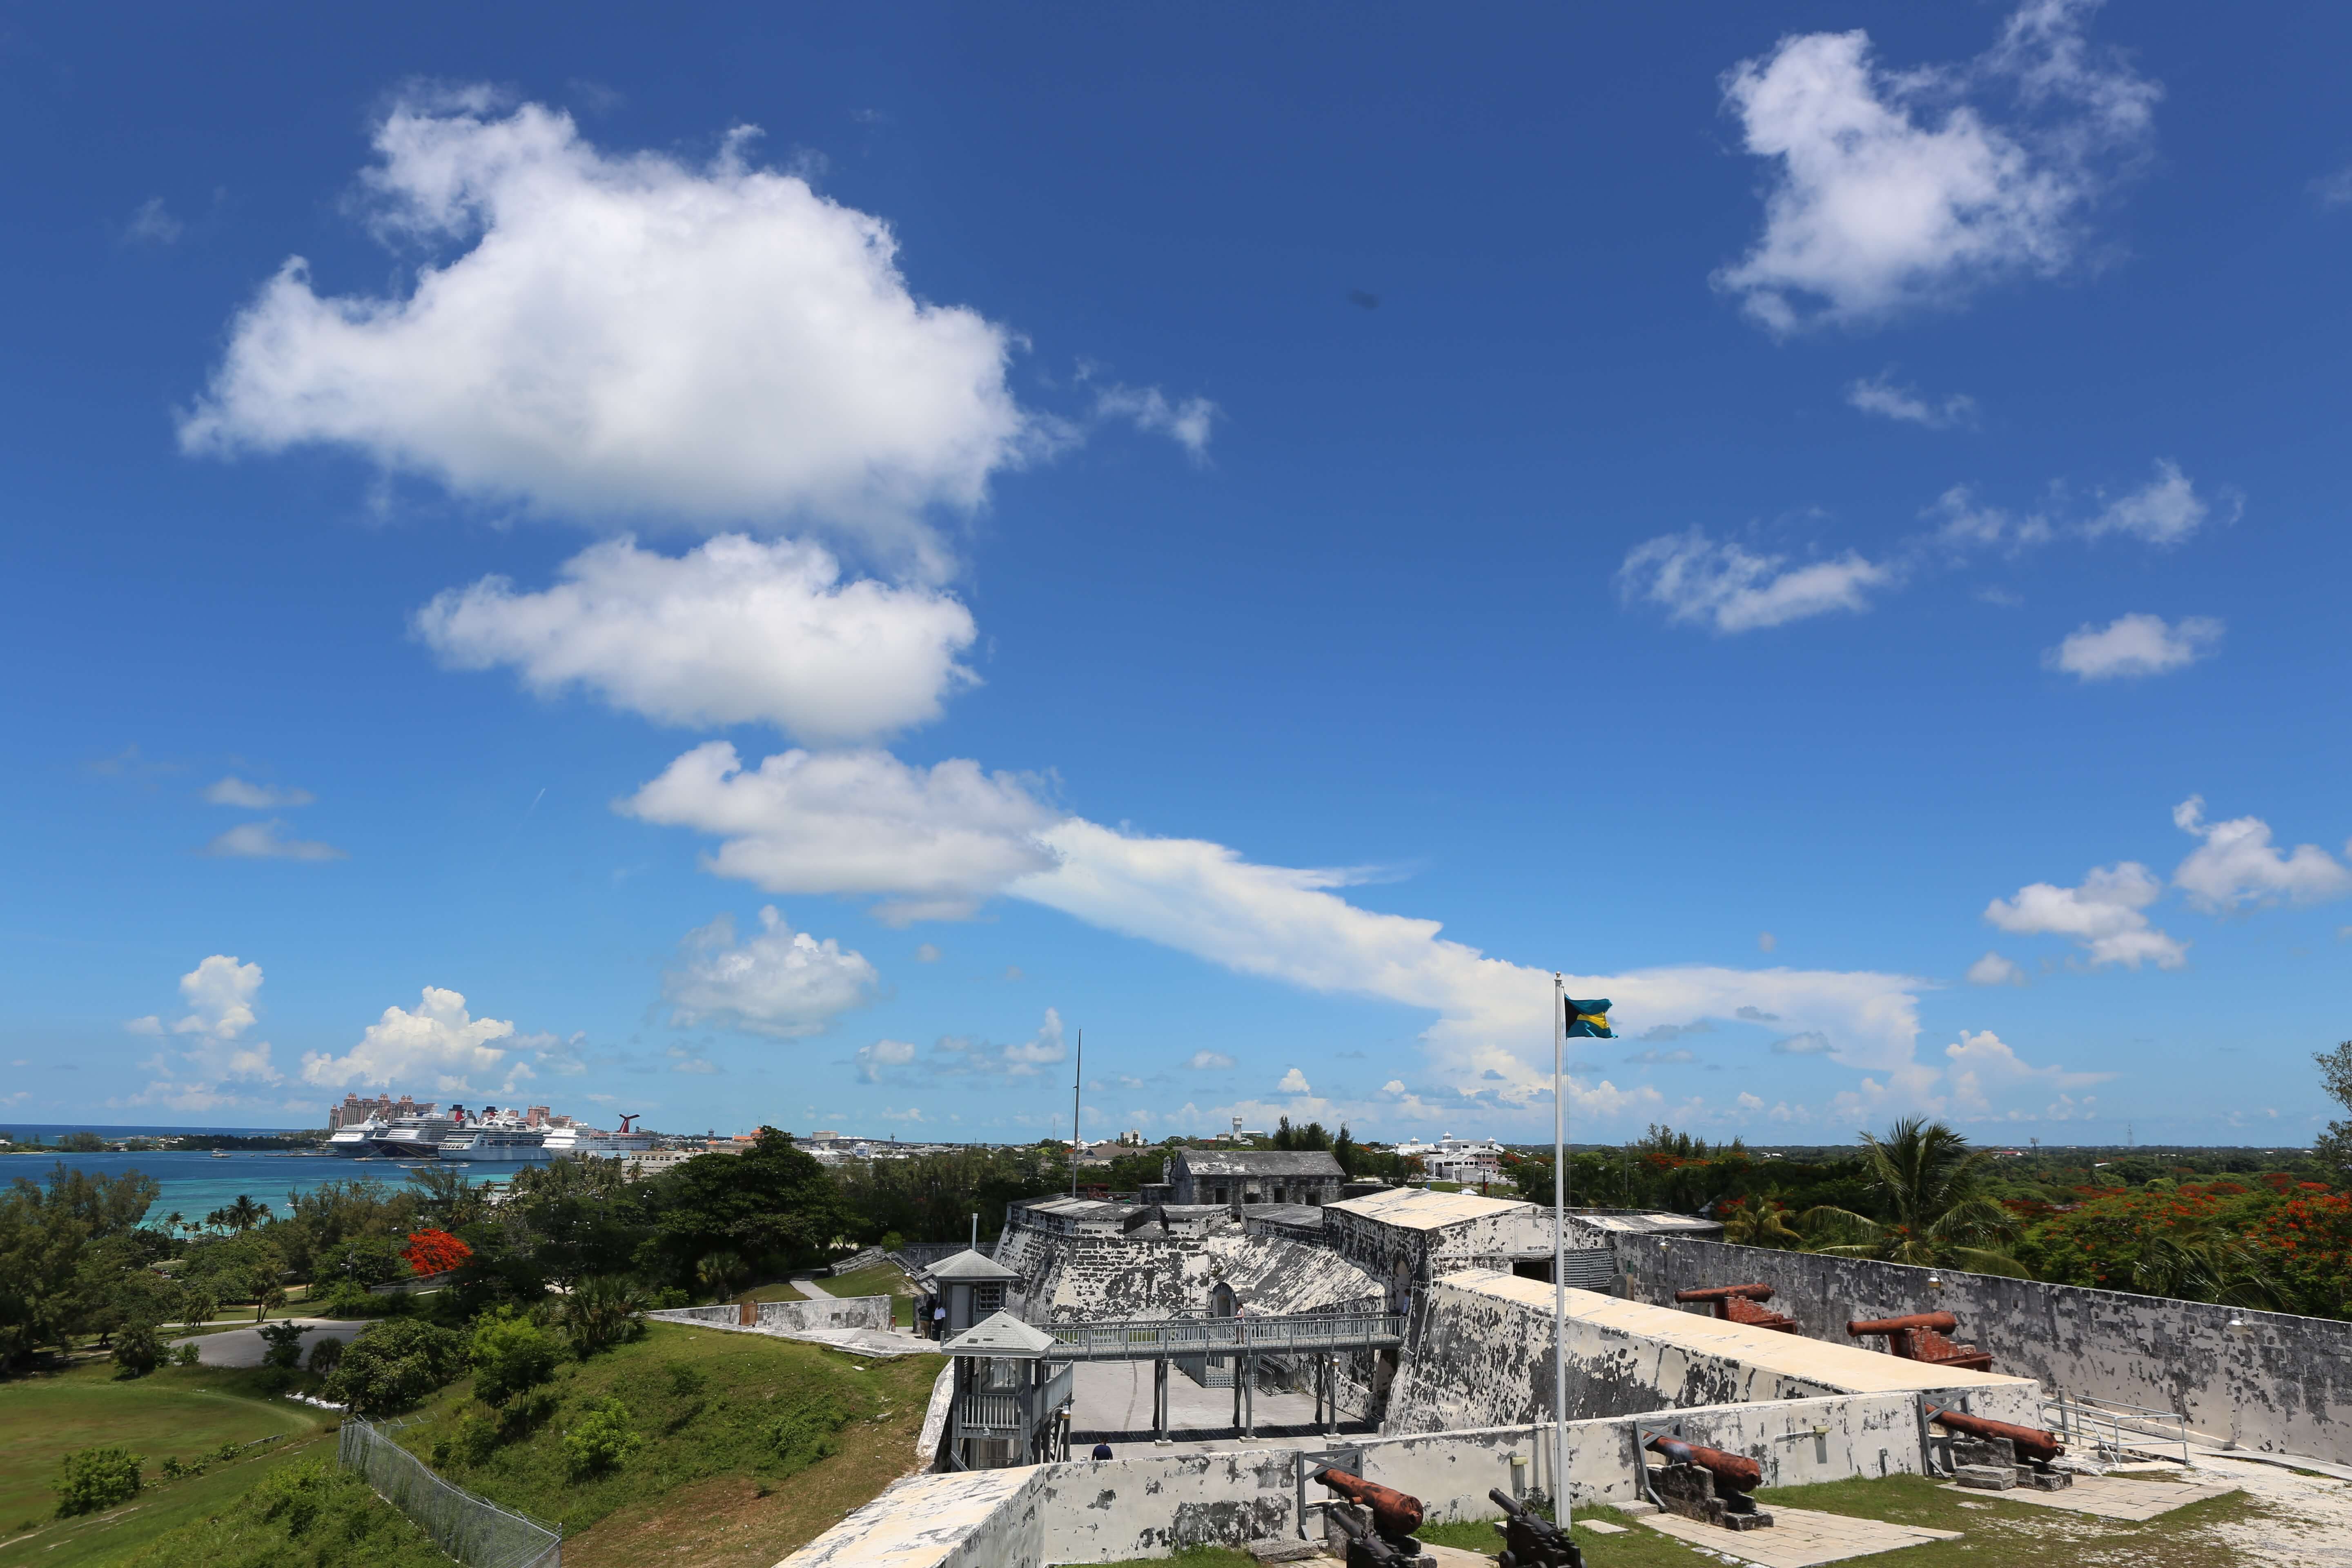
0, 1149, 451, 1227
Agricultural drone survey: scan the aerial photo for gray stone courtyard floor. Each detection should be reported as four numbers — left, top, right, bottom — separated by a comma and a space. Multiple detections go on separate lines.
1066, 1360, 1374, 1457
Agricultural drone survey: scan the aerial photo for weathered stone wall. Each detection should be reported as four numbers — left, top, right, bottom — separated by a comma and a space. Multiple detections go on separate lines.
1381, 1270, 2039, 1437
1625, 1237, 2352, 1463
646, 1296, 891, 1333
993, 1221, 1384, 1326
786, 1390, 1964, 1566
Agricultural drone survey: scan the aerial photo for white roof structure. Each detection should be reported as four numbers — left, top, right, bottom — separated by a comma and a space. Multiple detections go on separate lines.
920, 1248, 1022, 1282
941, 1310, 1059, 1359
1325, 1186, 1535, 1230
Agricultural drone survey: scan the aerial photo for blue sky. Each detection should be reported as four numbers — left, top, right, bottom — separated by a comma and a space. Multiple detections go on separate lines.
5, 1, 2349, 1144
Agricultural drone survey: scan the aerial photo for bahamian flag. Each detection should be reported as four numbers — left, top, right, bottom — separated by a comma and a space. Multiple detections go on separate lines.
1565, 998, 1614, 1038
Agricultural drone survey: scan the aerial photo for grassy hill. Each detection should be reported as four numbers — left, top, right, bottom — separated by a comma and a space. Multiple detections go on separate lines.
388, 1320, 941, 1568
0, 1359, 334, 1568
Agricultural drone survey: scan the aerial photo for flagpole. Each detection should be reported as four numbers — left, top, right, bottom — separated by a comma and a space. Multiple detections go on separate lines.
1552, 971, 1568, 1530
1069, 1027, 1083, 1199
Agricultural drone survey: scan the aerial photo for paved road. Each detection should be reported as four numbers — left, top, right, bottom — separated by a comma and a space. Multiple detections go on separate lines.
172, 1317, 368, 1368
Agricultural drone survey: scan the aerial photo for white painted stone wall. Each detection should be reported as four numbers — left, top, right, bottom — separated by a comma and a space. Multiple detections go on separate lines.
1382, 1270, 2040, 1437
783, 1389, 1975, 1566
645, 1296, 891, 1333
1625, 1237, 2352, 1463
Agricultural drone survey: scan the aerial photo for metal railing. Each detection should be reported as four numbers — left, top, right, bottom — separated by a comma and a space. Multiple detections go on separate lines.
1043, 1311, 1405, 1361
339, 1417, 562, 1568
2046, 1390, 2192, 1466
959, 1392, 1023, 1432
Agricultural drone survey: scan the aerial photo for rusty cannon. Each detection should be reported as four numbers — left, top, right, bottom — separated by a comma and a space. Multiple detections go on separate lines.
1674, 1283, 1799, 1333
1324, 1504, 1417, 1568
1486, 1488, 1584, 1568
1925, 1403, 2073, 1492
1314, 1468, 1428, 1566
1643, 1433, 1772, 1531
1846, 1311, 1993, 1372
1314, 1467, 1425, 1537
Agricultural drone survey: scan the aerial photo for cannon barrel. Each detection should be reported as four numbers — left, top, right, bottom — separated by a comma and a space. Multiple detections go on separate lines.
1322, 1504, 1407, 1567
1925, 1405, 2064, 1464
1847, 1312, 1959, 1336
1644, 1434, 1763, 1493
1674, 1283, 1776, 1304
1489, 1487, 1532, 1517
1315, 1468, 1426, 1537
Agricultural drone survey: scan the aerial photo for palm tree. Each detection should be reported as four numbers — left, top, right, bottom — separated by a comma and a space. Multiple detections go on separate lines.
207, 1195, 268, 1233
1722, 1200, 1810, 1251
2129, 1221, 2281, 1310
1800, 1118, 2027, 1277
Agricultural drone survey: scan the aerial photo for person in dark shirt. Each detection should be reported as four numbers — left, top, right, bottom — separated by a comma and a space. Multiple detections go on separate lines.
1091, 1442, 1114, 1461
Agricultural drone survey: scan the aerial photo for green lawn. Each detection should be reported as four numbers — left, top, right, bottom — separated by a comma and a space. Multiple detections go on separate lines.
742, 1280, 808, 1304
0, 1360, 335, 1568
387, 1320, 942, 1568
818, 1264, 916, 1327
120, 1456, 447, 1568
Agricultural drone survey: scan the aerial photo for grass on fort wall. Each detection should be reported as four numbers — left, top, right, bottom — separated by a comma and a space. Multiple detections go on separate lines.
813, 1262, 918, 1327
1087, 1477, 2265, 1568
388, 1320, 940, 1568
0, 1359, 333, 1568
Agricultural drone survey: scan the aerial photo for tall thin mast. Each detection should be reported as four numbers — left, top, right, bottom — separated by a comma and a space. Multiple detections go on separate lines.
1552, 972, 1570, 1529
1070, 1027, 1083, 1198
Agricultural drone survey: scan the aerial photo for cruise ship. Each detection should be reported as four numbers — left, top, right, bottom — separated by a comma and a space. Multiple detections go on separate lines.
325, 1111, 457, 1159
434, 1105, 551, 1165
536, 1114, 654, 1160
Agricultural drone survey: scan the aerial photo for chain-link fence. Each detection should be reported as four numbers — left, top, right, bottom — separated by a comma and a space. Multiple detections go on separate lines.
339, 1418, 561, 1568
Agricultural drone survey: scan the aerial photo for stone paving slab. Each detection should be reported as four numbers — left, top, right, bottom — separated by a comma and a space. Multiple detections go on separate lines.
1642, 1506, 1960, 1568
1942, 1473, 2239, 1521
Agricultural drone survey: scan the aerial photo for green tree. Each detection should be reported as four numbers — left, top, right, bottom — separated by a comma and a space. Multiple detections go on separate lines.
258, 1321, 309, 1370
553, 1275, 648, 1357
1800, 1118, 2025, 1276
644, 1128, 846, 1284
2314, 1041, 2352, 1184
206, 1195, 270, 1234
0, 1163, 162, 1368
320, 1319, 467, 1416
468, 1308, 559, 1406
561, 1397, 642, 1478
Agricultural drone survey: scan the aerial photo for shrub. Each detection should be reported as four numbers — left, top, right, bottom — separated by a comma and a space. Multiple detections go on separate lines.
321, 1281, 380, 1318
320, 1319, 467, 1415
430, 1414, 499, 1470
112, 1320, 163, 1378
469, 1309, 559, 1407
53, 1447, 143, 1517
307, 1336, 346, 1376
174, 1343, 201, 1367
562, 1397, 642, 1478
258, 1321, 309, 1370
555, 1276, 647, 1358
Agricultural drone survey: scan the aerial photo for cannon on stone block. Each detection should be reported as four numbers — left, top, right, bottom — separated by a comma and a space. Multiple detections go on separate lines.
1845, 1311, 1994, 1372
1673, 1282, 1800, 1334
1314, 1469, 1429, 1568
1926, 1403, 2073, 1492
1486, 1488, 1585, 1568
1642, 1434, 1772, 1532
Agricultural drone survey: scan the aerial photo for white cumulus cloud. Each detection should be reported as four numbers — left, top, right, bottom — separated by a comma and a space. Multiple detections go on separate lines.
1984, 860, 2186, 969
662, 906, 879, 1038
2081, 460, 2219, 546
1715, 0, 2158, 331
417, 534, 977, 744
124, 955, 281, 1105
1618, 530, 1893, 633
1187, 1050, 1236, 1071
301, 986, 526, 1092
1846, 372, 1977, 428
202, 777, 317, 808
1276, 1067, 1312, 1094
1091, 384, 1218, 461
618, 742, 1059, 924
1966, 951, 2029, 987
854, 1038, 918, 1083
178, 94, 1033, 573
1941, 1029, 2113, 1118
202, 820, 347, 861
2171, 796, 2352, 913
2045, 612, 2221, 679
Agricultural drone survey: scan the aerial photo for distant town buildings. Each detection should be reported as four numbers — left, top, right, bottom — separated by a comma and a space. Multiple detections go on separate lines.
1158, 1147, 1346, 1208
327, 1092, 436, 1129
1392, 1133, 1505, 1185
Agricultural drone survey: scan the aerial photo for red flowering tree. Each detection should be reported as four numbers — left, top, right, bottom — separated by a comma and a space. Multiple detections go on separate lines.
2244, 1194, 2352, 1318
401, 1228, 474, 1276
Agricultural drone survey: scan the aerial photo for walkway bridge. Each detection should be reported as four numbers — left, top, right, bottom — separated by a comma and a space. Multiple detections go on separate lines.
1042, 1311, 1407, 1439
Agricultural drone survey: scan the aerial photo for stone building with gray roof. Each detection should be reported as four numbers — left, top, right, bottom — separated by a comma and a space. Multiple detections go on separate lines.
1162, 1147, 1345, 1208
